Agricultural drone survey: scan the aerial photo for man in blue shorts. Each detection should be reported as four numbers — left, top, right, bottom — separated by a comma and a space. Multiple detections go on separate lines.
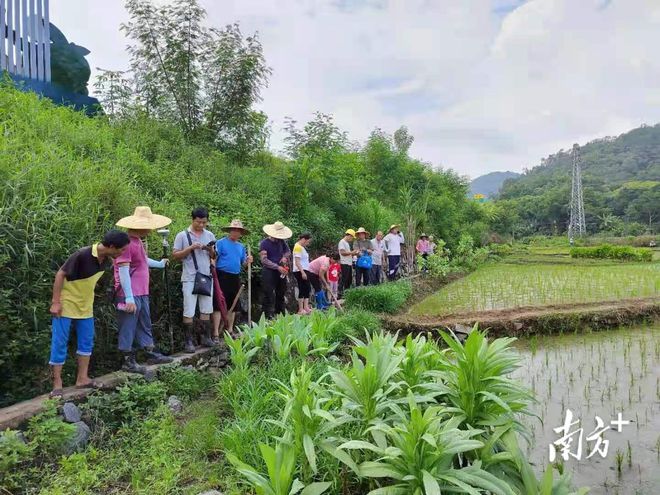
49, 230, 130, 398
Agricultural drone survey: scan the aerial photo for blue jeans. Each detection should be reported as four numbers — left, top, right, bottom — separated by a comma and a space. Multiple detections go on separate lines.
49, 317, 95, 365
117, 295, 155, 352
370, 265, 382, 285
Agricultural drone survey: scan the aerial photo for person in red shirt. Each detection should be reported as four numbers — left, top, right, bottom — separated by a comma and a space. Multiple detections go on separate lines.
328, 258, 341, 300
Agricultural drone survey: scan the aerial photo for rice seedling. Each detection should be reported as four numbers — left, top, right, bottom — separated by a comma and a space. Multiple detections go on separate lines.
411, 261, 659, 317
615, 450, 624, 476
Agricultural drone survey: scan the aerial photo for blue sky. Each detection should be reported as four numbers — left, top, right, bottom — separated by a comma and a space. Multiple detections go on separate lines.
51, 0, 660, 179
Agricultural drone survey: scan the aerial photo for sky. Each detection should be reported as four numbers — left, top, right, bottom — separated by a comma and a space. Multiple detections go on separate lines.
50, 0, 660, 179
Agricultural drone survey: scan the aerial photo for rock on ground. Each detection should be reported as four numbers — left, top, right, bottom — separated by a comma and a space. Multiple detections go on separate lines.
65, 421, 91, 454
167, 395, 183, 415
62, 402, 82, 423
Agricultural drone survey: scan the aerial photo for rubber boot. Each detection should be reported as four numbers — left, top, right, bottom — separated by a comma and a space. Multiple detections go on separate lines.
199, 319, 215, 348
144, 347, 174, 365
122, 352, 146, 374
320, 291, 331, 309
315, 292, 327, 310
183, 322, 196, 354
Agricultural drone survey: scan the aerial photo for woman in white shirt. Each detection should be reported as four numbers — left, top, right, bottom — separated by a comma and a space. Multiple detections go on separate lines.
292, 233, 312, 314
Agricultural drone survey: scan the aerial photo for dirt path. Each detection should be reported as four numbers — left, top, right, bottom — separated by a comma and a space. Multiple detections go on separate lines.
384, 297, 660, 337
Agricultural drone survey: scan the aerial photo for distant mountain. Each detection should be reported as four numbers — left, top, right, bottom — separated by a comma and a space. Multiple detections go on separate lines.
469, 171, 521, 198
494, 123, 660, 236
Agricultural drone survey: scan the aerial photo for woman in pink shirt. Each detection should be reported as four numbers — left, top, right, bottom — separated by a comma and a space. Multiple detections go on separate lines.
308, 252, 338, 309
416, 233, 430, 273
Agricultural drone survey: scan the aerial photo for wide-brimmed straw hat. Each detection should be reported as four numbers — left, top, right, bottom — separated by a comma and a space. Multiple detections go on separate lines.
389, 224, 400, 232
222, 219, 250, 234
356, 227, 370, 236
116, 206, 171, 230
345, 228, 356, 237
263, 221, 293, 240
420, 233, 428, 238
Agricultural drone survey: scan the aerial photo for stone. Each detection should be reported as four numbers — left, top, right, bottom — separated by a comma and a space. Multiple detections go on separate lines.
167, 396, 183, 415
65, 421, 91, 454
513, 322, 524, 331
143, 369, 158, 382
453, 323, 472, 335
62, 402, 82, 423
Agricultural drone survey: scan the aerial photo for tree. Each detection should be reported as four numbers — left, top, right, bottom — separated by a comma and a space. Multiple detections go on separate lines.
284, 112, 348, 160
393, 125, 414, 155
95, 0, 271, 160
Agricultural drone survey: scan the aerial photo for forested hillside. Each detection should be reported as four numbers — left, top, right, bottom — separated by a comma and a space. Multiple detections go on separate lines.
492, 124, 660, 237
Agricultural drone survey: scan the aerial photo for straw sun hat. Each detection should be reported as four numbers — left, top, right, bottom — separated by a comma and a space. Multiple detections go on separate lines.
222, 219, 250, 234
116, 206, 172, 230
356, 227, 370, 236
389, 224, 400, 232
262, 221, 293, 240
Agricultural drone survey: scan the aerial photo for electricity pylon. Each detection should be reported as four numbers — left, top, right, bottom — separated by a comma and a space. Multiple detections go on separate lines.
568, 143, 586, 242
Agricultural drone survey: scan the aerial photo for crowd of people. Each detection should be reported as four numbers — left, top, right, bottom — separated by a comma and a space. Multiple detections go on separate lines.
48, 205, 437, 397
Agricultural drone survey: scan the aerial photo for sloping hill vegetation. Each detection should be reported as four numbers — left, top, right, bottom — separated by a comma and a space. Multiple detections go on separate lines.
0, 84, 486, 406
492, 124, 660, 237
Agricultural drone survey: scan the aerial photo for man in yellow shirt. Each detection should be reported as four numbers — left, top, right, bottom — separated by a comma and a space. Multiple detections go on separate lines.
49, 230, 130, 398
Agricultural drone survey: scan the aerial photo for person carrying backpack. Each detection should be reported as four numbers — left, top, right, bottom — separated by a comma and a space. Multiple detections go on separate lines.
353, 227, 373, 286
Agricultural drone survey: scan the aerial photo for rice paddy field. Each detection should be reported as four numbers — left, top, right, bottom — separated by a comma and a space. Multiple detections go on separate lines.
512, 323, 660, 495
411, 256, 660, 317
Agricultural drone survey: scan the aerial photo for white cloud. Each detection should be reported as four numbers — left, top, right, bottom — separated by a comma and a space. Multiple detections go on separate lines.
50, 0, 660, 179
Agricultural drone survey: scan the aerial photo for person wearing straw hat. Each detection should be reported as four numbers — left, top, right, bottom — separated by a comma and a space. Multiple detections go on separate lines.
213, 219, 253, 336
172, 208, 217, 353
338, 228, 359, 297
114, 206, 174, 373
259, 221, 292, 319
353, 227, 373, 287
384, 224, 405, 281
416, 233, 431, 273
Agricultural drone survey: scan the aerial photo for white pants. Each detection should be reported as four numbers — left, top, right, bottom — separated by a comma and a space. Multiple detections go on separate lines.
182, 281, 213, 318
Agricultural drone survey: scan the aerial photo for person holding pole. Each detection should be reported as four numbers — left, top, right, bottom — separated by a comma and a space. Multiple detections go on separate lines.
212, 219, 252, 336
172, 208, 217, 353
260, 221, 292, 319
338, 229, 358, 297
114, 207, 174, 373
48, 230, 130, 398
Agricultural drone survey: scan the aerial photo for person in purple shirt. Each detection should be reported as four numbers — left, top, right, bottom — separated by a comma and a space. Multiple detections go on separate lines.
259, 221, 292, 319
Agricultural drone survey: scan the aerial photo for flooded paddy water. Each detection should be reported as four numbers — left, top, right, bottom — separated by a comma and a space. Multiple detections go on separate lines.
512, 324, 660, 494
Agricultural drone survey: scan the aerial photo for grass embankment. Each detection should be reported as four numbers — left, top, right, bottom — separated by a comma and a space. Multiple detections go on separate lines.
1, 308, 587, 495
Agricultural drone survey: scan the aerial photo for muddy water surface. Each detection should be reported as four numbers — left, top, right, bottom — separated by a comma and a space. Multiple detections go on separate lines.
512, 324, 660, 495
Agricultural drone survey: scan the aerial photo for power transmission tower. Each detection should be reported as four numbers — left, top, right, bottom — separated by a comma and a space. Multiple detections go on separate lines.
568, 143, 586, 242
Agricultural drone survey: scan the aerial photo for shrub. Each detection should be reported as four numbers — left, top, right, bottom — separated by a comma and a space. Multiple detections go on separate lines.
570, 244, 653, 262
158, 364, 213, 401
83, 380, 167, 429
333, 309, 380, 340
0, 429, 33, 474
343, 280, 412, 314
26, 401, 77, 460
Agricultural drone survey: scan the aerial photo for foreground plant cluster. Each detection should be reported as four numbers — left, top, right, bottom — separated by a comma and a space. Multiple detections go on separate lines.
1, 309, 588, 494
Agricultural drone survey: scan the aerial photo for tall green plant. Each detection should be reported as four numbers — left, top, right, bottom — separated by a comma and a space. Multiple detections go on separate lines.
227, 440, 331, 495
